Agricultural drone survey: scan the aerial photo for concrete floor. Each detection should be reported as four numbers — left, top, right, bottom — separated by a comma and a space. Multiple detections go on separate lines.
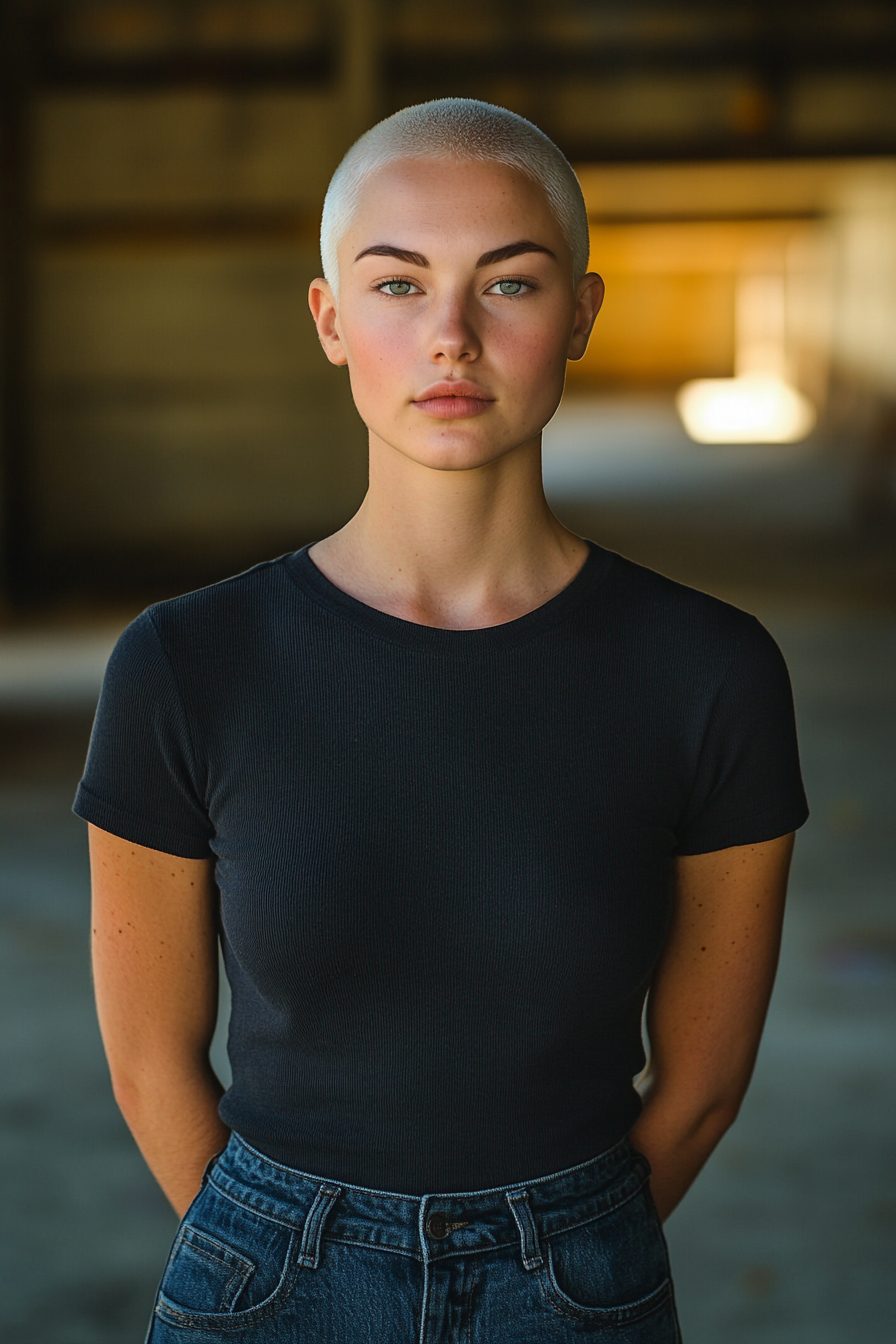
665, 611, 896, 1343
1, 393, 895, 1342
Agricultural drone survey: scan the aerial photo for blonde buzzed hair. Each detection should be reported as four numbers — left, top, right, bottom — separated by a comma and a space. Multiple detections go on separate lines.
320, 98, 590, 300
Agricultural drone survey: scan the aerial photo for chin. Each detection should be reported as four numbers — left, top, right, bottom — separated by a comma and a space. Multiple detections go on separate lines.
386, 423, 542, 473
408, 442, 520, 472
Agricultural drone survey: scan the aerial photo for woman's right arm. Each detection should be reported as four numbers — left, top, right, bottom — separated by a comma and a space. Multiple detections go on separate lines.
89, 824, 231, 1219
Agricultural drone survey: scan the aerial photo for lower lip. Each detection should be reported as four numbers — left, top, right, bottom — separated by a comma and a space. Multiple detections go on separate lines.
412, 396, 493, 419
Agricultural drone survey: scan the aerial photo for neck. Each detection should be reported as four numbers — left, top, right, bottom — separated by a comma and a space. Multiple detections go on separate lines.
309, 433, 587, 629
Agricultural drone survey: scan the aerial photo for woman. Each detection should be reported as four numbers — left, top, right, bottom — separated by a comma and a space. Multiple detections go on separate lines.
76, 99, 808, 1342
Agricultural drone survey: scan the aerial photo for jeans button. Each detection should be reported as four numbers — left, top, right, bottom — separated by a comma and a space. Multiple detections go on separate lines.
426, 1212, 448, 1239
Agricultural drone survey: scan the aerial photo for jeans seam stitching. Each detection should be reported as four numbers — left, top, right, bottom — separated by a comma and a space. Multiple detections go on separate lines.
541, 1170, 651, 1241
322, 1232, 420, 1256
174, 1243, 251, 1309
541, 1268, 673, 1326
155, 1230, 298, 1329
207, 1175, 303, 1234
179, 1231, 253, 1277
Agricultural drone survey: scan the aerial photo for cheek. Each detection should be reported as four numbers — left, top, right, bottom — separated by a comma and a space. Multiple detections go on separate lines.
492, 307, 571, 377
341, 322, 417, 419
343, 320, 413, 380
491, 319, 570, 403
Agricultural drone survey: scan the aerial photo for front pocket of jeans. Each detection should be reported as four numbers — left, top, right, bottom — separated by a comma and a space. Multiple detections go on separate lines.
154, 1186, 298, 1331
537, 1182, 672, 1326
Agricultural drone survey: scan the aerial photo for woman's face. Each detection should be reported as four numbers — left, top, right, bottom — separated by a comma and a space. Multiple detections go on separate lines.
309, 156, 603, 474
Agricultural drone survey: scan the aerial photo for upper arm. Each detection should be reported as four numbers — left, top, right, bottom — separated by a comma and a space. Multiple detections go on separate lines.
89, 824, 220, 1090
643, 832, 796, 1117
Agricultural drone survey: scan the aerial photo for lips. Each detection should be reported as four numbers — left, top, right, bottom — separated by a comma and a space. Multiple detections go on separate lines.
412, 381, 494, 419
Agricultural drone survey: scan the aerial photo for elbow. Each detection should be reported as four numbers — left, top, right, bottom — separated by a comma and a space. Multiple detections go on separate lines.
661, 1084, 746, 1149
109, 1066, 148, 1122
640, 1064, 746, 1139
700, 1092, 744, 1142
105, 1046, 165, 1120
107, 1044, 217, 1120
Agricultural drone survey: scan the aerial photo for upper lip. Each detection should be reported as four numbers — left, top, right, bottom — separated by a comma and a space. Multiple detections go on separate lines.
413, 380, 494, 401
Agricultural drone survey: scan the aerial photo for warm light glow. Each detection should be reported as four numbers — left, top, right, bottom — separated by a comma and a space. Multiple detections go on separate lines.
676, 375, 816, 444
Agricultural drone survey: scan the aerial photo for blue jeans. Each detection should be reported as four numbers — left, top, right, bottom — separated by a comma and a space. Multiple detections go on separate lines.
147, 1132, 681, 1342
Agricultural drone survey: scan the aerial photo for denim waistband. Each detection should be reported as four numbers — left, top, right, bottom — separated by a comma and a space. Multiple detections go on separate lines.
206, 1132, 650, 1267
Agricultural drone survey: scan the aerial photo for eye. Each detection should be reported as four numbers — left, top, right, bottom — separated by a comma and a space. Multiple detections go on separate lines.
486, 278, 532, 296
376, 278, 419, 296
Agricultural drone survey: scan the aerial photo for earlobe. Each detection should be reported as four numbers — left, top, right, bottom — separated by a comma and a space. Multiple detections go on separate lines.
567, 272, 604, 362
308, 277, 349, 367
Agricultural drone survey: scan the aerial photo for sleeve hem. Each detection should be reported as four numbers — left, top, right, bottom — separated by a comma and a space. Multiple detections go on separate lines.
676, 801, 809, 856
73, 783, 213, 860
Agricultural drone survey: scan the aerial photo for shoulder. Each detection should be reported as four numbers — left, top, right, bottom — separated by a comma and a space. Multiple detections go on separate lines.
143, 554, 297, 650
595, 547, 772, 671
102, 553, 317, 688
102, 554, 303, 706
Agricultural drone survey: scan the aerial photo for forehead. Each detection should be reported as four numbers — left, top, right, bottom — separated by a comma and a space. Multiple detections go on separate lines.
342, 155, 563, 255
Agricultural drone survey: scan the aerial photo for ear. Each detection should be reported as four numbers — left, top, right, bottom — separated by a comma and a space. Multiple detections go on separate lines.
567, 273, 604, 362
308, 278, 348, 367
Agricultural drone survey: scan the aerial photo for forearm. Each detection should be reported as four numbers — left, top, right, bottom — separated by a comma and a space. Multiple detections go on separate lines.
112, 1058, 230, 1219
629, 837, 794, 1223
89, 831, 229, 1218
627, 1079, 738, 1223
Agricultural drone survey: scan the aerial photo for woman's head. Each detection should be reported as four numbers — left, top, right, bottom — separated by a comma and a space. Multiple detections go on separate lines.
308, 102, 603, 476
320, 98, 590, 302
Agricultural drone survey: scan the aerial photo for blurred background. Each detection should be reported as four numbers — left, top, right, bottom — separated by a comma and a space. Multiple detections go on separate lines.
1, 1, 895, 1340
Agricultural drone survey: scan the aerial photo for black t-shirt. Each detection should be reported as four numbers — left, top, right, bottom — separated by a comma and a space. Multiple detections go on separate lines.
74, 542, 808, 1195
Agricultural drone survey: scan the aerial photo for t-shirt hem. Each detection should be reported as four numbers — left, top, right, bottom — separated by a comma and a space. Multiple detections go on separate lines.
73, 783, 213, 859
676, 800, 809, 856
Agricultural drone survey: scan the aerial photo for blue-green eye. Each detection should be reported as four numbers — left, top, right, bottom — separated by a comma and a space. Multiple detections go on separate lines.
379, 280, 414, 295
491, 279, 527, 296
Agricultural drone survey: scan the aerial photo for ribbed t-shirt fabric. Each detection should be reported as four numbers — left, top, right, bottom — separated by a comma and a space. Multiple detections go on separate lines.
74, 541, 808, 1195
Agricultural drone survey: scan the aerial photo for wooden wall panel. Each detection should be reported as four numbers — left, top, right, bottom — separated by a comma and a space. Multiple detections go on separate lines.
33, 243, 366, 554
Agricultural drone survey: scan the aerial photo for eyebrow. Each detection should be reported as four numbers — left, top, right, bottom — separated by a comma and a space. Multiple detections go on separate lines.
353, 240, 556, 268
476, 240, 556, 267
354, 245, 429, 266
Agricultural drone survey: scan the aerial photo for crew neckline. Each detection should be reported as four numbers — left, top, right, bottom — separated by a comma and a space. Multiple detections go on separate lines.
283, 539, 612, 653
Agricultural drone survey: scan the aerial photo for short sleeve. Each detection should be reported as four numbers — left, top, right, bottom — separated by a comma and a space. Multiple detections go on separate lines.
73, 611, 215, 858
675, 615, 809, 855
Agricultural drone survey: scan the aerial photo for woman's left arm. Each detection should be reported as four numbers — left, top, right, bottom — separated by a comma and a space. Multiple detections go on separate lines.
627, 832, 796, 1223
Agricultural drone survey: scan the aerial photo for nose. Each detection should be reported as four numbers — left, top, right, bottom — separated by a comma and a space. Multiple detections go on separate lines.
427, 289, 482, 364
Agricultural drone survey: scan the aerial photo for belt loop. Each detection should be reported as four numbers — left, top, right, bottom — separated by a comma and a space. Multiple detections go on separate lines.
296, 1184, 341, 1269
506, 1189, 543, 1271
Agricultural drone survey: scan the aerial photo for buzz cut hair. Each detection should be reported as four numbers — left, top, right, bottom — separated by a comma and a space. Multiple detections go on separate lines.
320, 98, 590, 300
